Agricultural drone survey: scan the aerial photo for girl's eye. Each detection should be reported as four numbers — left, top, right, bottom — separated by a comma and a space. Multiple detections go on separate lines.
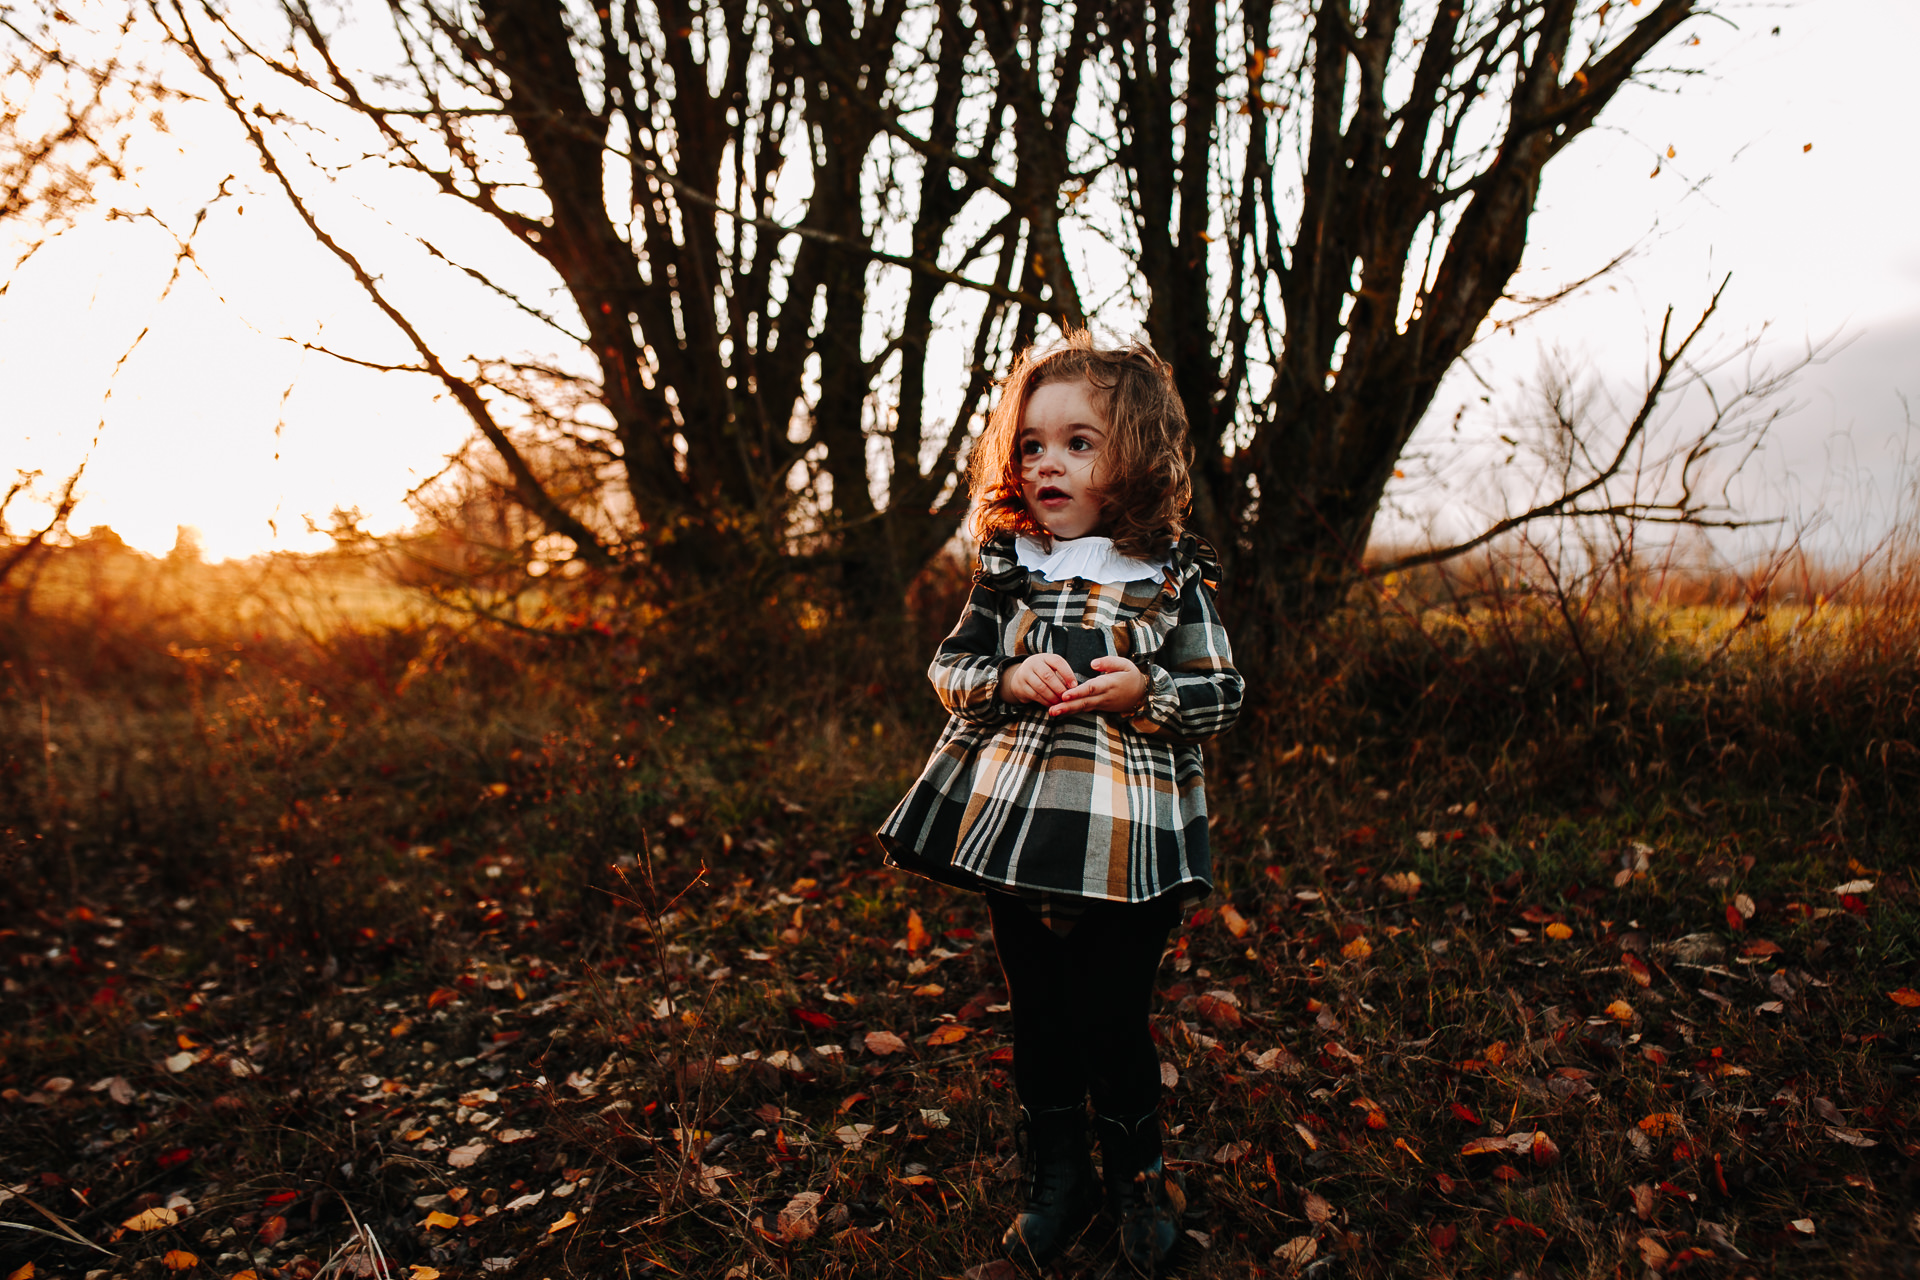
1020, 439, 1041, 455
1069, 438, 1091, 451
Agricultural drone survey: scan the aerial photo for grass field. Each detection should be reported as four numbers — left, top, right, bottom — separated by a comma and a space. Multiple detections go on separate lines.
2, 542, 1918, 1279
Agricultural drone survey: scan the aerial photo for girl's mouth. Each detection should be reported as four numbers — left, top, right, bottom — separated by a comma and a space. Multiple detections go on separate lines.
1036, 486, 1070, 503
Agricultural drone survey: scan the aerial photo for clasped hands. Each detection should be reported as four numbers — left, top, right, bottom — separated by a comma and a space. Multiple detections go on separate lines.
1000, 653, 1149, 718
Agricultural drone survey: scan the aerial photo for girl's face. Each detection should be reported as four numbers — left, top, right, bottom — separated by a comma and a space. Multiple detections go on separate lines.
1018, 378, 1109, 541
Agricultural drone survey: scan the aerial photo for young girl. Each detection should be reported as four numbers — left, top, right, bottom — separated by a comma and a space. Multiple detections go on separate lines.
879, 335, 1243, 1276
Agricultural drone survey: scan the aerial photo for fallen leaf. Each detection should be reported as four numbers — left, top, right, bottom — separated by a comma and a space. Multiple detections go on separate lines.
545, 1211, 578, 1234
1380, 871, 1422, 896
777, 1191, 823, 1242
833, 1124, 875, 1149
1450, 1102, 1482, 1125
1218, 903, 1252, 938
256, 1215, 287, 1245
863, 1030, 908, 1056
1160, 1061, 1179, 1090
1789, 1218, 1816, 1235
1530, 1131, 1561, 1166
123, 1206, 180, 1231
927, 1024, 969, 1046
1252, 1046, 1303, 1075
1622, 953, 1652, 987
1461, 1137, 1511, 1157
1831, 880, 1873, 896
163, 1052, 196, 1074
1638, 1113, 1683, 1138
1888, 989, 1920, 1008
905, 909, 932, 953
1496, 1216, 1546, 1239
160, 1251, 199, 1272
1632, 1183, 1654, 1219
1607, 1000, 1635, 1022
1213, 1141, 1252, 1164
1827, 1126, 1878, 1148
446, 1142, 487, 1169
1303, 1192, 1332, 1224
1341, 935, 1372, 960
409, 1269, 442, 1280
422, 1211, 459, 1229
1273, 1236, 1317, 1270
503, 1191, 546, 1212
6, 1264, 32, 1280
1545, 922, 1574, 941
1195, 994, 1243, 1030
1638, 1234, 1671, 1265
1293, 1122, 1318, 1151
1428, 1222, 1459, 1253
1733, 892, 1756, 919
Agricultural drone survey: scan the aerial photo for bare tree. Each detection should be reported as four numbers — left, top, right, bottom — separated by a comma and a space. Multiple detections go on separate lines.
151, 0, 1723, 634
1, 0, 158, 582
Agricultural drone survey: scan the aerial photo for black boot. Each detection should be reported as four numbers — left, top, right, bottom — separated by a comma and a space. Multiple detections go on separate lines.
1094, 1108, 1183, 1277
1002, 1104, 1100, 1268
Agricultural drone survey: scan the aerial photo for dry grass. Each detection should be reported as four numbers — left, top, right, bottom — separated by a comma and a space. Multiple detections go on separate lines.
1, 537, 1917, 1280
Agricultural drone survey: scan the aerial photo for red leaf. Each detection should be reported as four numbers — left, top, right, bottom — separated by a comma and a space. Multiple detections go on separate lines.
1725, 903, 1746, 931
1496, 1216, 1547, 1239
428, 988, 458, 1008
257, 1215, 288, 1246
263, 1192, 299, 1209
793, 1008, 837, 1031
1449, 1103, 1482, 1125
1428, 1223, 1459, 1253
1622, 953, 1652, 988
156, 1148, 193, 1171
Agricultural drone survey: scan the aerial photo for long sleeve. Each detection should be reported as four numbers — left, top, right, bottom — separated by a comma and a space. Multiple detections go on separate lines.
1128, 574, 1243, 744
927, 582, 1021, 725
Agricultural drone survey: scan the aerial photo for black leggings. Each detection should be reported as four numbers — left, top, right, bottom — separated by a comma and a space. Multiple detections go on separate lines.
986, 893, 1180, 1118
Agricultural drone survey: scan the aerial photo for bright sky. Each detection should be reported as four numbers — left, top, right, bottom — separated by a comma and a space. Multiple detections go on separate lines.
4, 0, 1916, 562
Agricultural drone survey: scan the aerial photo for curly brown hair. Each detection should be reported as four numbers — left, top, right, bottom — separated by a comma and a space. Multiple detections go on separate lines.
967, 333, 1193, 561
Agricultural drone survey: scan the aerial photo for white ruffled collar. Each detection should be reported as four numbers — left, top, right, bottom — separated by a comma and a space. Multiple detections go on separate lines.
1015, 534, 1167, 585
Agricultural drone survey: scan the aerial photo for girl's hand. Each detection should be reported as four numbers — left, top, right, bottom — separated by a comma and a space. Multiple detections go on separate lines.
1047, 656, 1149, 718
1000, 653, 1078, 705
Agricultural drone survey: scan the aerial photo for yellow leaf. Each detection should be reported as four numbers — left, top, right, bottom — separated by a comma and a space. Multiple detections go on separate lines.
1638, 1112, 1683, 1137
1607, 1000, 1635, 1022
1545, 923, 1574, 940
1380, 871, 1421, 896
1666, 145, 1676, 158
123, 1206, 180, 1231
232, 1272, 262, 1280
409, 1269, 442, 1280
546, 1210, 579, 1235
1341, 936, 1372, 960
926, 1024, 969, 1046
421, 1210, 459, 1229
160, 1251, 199, 1272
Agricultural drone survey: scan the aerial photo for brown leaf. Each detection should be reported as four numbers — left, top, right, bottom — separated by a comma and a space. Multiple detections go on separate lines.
1631, 1183, 1654, 1220
1428, 1223, 1459, 1253
863, 1030, 908, 1056
1303, 1192, 1332, 1224
1461, 1137, 1511, 1157
1622, 953, 1652, 988
1194, 994, 1243, 1030
777, 1191, 823, 1242
1530, 1132, 1561, 1166
1213, 1141, 1253, 1165
927, 1024, 969, 1046
1273, 1236, 1317, 1271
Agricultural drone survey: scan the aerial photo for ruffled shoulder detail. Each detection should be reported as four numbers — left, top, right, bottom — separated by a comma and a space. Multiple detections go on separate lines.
1015, 535, 1167, 585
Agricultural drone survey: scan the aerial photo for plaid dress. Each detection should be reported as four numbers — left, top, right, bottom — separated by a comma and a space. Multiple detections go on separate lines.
879, 532, 1243, 906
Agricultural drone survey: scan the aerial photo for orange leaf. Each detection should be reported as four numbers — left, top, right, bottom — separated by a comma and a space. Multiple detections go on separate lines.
6, 1263, 34, 1280
1449, 1103, 1482, 1125
256, 1215, 287, 1245
1638, 1112, 1683, 1138
1545, 922, 1573, 941
927, 1024, 969, 1046
1195, 994, 1243, 1030
123, 1207, 180, 1232
1889, 989, 1920, 1008
1218, 903, 1252, 938
1496, 1216, 1546, 1239
1622, 953, 1652, 987
421, 1211, 459, 1229
428, 988, 458, 1008
1461, 1136, 1511, 1156
1341, 936, 1372, 960
904, 909, 932, 953
863, 1030, 908, 1056
159, 1251, 199, 1272
1606, 1000, 1635, 1022
546, 1211, 579, 1235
